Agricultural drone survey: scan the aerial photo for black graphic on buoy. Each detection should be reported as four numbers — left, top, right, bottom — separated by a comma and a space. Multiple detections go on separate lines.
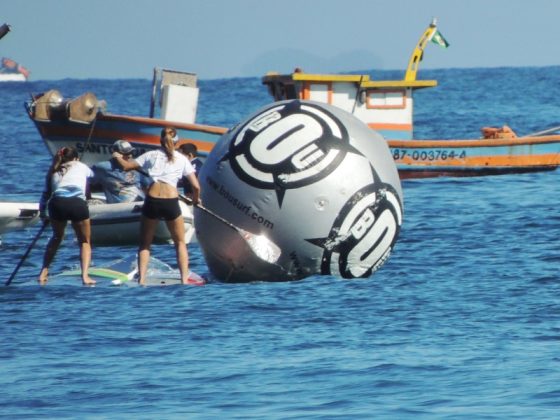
196, 100, 404, 282
224, 101, 361, 206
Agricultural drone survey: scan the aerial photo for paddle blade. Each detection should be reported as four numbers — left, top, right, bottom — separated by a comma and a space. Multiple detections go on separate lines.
241, 231, 281, 264
191, 198, 282, 264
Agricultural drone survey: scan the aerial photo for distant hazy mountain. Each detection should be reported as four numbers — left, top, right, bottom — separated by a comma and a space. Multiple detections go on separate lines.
242, 48, 384, 76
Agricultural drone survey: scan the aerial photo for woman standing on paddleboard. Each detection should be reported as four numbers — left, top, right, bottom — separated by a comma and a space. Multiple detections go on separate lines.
38, 146, 95, 286
112, 127, 201, 285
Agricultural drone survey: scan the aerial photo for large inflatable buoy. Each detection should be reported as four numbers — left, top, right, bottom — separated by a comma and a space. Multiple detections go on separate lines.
195, 100, 403, 282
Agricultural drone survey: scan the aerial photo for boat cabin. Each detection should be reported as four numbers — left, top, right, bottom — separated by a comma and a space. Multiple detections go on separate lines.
262, 72, 436, 140
262, 20, 443, 140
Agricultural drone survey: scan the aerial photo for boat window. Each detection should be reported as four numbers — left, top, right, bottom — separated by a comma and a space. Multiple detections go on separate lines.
366, 90, 406, 109
303, 82, 331, 103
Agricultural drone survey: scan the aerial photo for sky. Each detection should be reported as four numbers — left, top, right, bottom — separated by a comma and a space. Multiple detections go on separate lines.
2, 0, 559, 81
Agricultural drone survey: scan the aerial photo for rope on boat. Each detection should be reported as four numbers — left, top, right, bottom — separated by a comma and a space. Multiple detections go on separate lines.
79, 114, 98, 161
522, 125, 560, 137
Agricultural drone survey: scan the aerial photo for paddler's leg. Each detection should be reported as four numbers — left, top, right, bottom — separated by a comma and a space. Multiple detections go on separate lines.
72, 218, 95, 286
138, 215, 158, 285
165, 215, 189, 284
38, 219, 66, 285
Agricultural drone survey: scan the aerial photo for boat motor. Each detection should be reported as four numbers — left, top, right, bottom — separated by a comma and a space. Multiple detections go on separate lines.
67, 92, 99, 123
31, 90, 64, 121
31, 91, 99, 123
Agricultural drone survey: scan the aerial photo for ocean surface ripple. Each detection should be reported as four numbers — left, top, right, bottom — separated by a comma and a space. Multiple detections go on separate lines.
1, 67, 559, 418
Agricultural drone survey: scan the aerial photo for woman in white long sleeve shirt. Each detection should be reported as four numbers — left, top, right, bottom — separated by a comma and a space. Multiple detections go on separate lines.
38, 147, 95, 285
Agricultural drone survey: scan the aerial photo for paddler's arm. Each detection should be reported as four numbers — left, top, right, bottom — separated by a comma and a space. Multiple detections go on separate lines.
111, 152, 140, 172
185, 173, 200, 206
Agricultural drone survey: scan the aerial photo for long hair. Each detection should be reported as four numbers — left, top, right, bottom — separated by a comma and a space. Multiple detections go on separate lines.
160, 127, 177, 162
49, 146, 79, 177
41, 146, 79, 202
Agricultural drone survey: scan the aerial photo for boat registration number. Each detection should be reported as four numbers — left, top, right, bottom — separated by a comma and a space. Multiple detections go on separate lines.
392, 149, 467, 161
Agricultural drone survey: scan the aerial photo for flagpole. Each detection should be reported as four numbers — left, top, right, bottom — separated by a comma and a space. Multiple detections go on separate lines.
404, 18, 442, 82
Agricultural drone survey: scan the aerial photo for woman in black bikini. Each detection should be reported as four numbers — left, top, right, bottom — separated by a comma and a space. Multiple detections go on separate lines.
112, 127, 201, 285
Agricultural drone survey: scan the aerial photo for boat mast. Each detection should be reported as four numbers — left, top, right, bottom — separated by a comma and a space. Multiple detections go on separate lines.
404, 19, 438, 82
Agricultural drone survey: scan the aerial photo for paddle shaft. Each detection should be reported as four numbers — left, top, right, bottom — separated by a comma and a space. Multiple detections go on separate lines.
5, 221, 49, 286
178, 194, 240, 232
132, 168, 281, 263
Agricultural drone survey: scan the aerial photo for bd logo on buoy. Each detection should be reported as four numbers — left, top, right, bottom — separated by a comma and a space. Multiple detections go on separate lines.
224, 100, 360, 205
308, 183, 403, 278
199, 99, 404, 282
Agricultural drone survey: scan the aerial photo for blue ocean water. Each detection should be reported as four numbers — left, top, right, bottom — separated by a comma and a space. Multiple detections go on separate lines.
1, 67, 560, 418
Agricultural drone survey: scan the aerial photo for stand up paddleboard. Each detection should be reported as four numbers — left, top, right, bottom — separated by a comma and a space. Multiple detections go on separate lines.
57, 255, 205, 286
111, 271, 205, 286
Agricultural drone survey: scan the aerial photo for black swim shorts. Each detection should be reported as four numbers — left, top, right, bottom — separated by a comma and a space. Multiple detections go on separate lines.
142, 196, 181, 221
48, 196, 90, 222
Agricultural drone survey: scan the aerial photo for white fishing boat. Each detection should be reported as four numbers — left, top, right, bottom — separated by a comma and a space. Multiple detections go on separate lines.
0, 199, 195, 246
0, 25, 30, 82
0, 57, 29, 82
88, 199, 195, 246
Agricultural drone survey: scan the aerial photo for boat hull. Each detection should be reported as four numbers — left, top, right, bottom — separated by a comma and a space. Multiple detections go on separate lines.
261, 64, 560, 178
389, 136, 560, 178
0, 73, 26, 82
88, 200, 195, 246
29, 111, 226, 166
0, 202, 40, 233
28, 90, 560, 179
0, 200, 195, 246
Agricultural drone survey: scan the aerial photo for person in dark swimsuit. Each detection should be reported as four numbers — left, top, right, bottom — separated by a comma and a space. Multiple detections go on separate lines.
112, 127, 201, 285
